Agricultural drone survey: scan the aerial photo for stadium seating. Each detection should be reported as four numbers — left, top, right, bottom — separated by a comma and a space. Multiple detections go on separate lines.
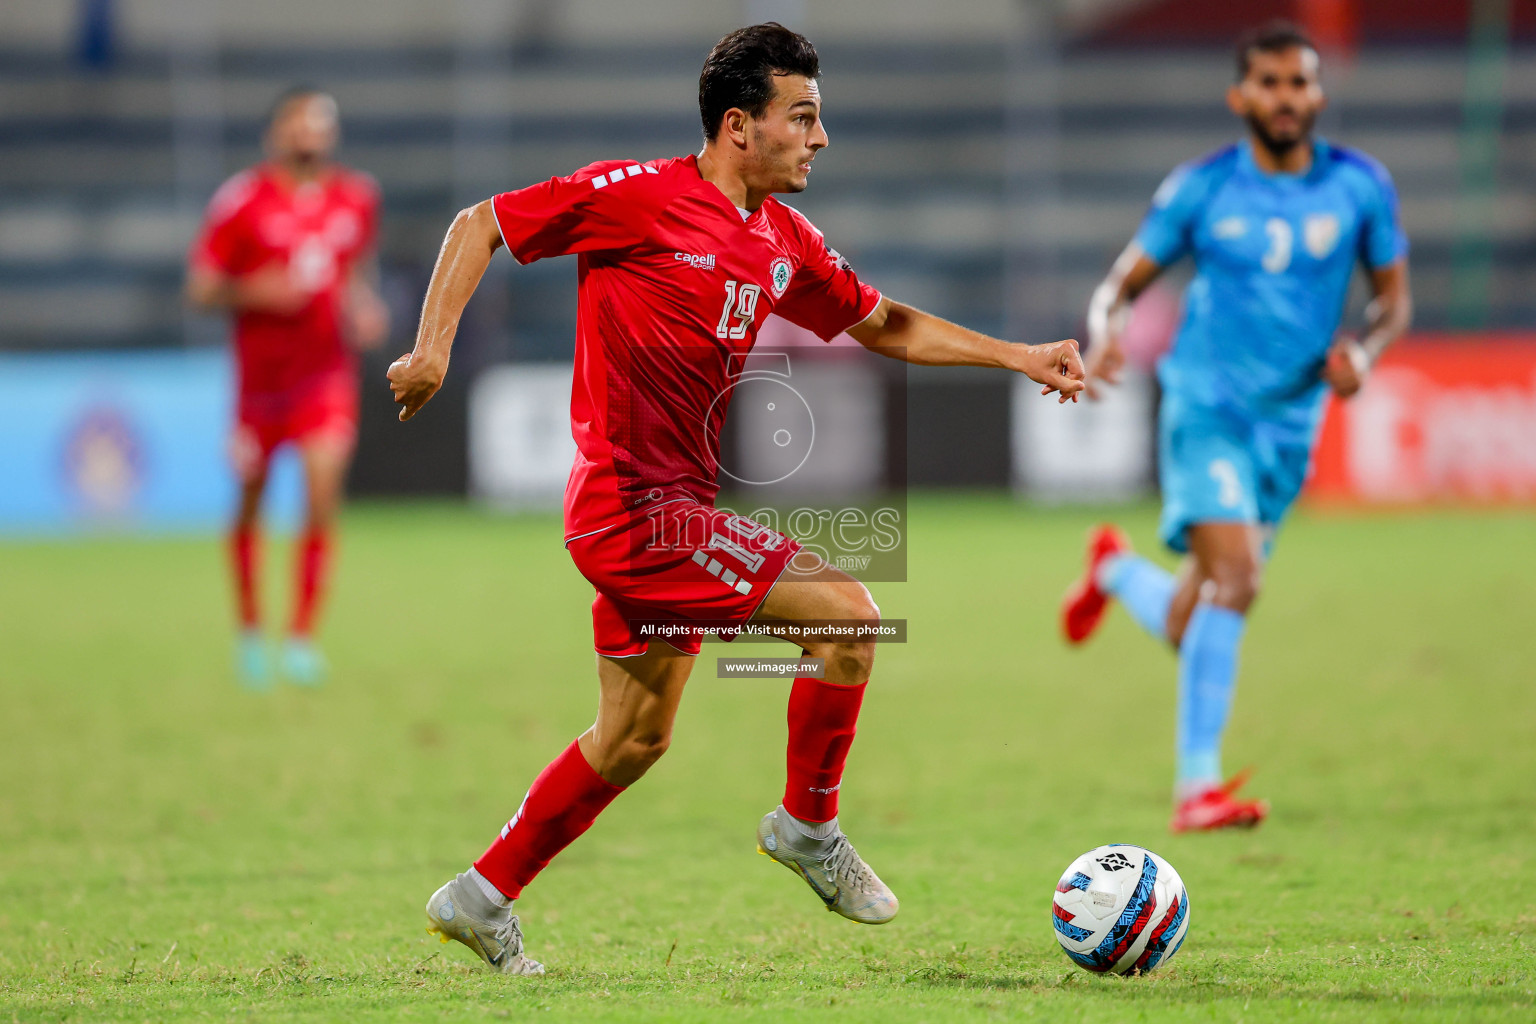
1, 12, 1529, 360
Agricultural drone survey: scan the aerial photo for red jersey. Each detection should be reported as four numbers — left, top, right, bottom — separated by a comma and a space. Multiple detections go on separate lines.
190, 163, 380, 397
492, 155, 881, 540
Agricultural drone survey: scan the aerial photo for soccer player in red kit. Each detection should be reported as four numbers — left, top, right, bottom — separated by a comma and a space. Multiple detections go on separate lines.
187, 88, 388, 688
389, 25, 1084, 974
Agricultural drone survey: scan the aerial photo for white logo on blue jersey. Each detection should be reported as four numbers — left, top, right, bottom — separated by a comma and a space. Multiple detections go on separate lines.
1304, 213, 1340, 259
1212, 216, 1247, 239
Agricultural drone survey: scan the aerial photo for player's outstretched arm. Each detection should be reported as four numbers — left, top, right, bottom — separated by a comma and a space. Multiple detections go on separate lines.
1323, 259, 1412, 399
346, 260, 390, 352
184, 263, 308, 315
388, 200, 504, 421
1083, 242, 1163, 400
847, 297, 1085, 403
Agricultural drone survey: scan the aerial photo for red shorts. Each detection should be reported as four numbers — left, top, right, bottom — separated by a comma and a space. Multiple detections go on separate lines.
567, 499, 803, 658
231, 372, 359, 476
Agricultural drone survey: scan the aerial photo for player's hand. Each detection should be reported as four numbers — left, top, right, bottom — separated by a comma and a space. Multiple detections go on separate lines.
1084, 340, 1126, 401
348, 286, 390, 352
233, 266, 309, 315
1323, 336, 1370, 398
388, 351, 446, 422
1022, 339, 1086, 404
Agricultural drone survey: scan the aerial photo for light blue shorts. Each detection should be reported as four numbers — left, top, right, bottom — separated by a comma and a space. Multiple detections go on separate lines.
1157, 391, 1315, 556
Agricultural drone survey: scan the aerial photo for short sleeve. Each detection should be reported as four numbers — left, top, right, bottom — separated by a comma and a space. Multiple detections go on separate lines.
492, 161, 658, 264
188, 172, 256, 274
1357, 161, 1409, 269
1133, 163, 1206, 267
774, 216, 882, 342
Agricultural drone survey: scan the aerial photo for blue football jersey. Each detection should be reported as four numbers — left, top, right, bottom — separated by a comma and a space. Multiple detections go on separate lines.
1134, 138, 1408, 436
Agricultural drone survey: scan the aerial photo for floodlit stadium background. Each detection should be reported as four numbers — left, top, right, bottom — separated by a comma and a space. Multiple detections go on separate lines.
5, 0, 1534, 529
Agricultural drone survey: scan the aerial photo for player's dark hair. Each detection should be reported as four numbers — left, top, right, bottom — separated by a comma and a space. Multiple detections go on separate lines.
699, 23, 820, 141
1235, 20, 1316, 80
267, 84, 333, 125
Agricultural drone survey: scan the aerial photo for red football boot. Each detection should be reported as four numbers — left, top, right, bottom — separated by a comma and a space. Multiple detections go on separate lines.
1059, 524, 1131, 645
1170, 769, 1270, 833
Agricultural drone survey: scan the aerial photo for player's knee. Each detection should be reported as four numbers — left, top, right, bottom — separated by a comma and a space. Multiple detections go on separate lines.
303, 489, 343, 531
303, 505, 338, 534
815, 583, 877, 682
855, 590, 881, 627
1209, 559, 1261, 612
825, 578, 878, 625
234, 490, 266, 528
801, 636, 875, 683
826, 639, 877, 684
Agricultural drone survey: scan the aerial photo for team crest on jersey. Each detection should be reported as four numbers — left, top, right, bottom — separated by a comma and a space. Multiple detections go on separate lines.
1212, 216, 1247, 240
1304, 213, 1340, 259
259, 212, 296, 247
769, 256, 793, 297
324, 208, 361, 247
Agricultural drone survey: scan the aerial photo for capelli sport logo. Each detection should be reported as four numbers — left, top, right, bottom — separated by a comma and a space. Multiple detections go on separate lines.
674, 251, 716, 270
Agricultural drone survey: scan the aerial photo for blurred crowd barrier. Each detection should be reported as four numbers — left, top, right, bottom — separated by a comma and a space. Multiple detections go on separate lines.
1311, 335, 1536, 502
7, 1, 1536, 356
465, 330, 1536, 516
9, 331, 1525, 537
0, 350, 302, 535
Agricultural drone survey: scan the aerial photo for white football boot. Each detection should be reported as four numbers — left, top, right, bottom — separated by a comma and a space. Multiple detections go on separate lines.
424, 873, 545, 975
757, 807, 899, 924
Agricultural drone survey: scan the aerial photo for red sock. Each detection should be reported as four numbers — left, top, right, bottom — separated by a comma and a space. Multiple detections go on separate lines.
474, 740, 624, 900
290, 527, 331, 637
230, 526, 260, 629
783, 677, 866, 823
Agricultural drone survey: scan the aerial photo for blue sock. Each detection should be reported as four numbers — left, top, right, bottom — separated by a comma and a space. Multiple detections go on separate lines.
1098, 554, 1175, 643
1176, 604, 1246, 793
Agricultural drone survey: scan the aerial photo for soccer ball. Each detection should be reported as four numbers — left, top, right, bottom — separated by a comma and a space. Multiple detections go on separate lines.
1051, 844, 1190, 975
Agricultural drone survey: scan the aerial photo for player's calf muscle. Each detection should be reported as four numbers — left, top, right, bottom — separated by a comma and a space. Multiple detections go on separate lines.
583, 728, 670, 785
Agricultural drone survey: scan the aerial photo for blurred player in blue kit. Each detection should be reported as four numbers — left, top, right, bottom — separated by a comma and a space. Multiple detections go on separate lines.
1060, 21, 1414, 831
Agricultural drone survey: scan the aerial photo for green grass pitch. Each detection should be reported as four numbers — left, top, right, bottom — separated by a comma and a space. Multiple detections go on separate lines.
1, 495, 1532, 1022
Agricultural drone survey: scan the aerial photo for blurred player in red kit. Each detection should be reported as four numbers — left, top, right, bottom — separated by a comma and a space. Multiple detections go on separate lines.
388, 25, 1084, 973
187, 88, 388, 688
